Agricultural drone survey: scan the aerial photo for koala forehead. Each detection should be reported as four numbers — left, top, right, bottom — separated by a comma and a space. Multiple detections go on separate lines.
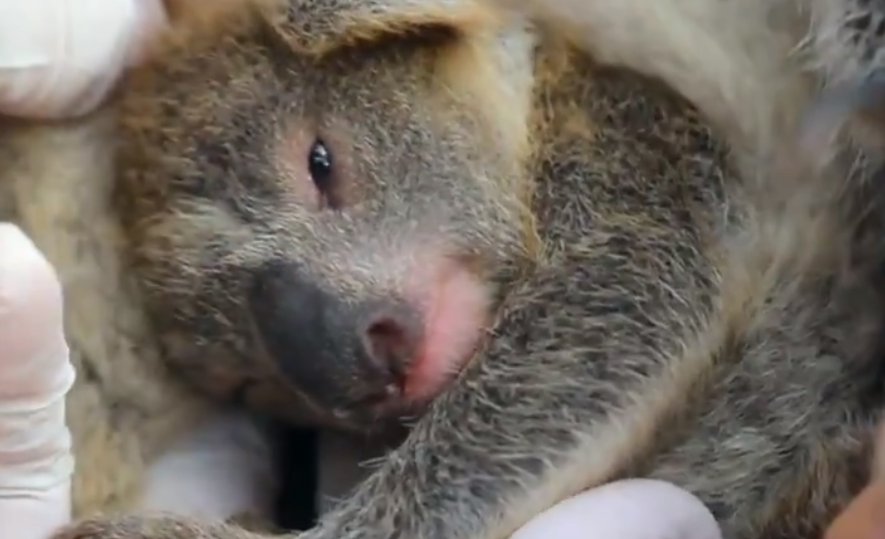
113, 4, 539, 229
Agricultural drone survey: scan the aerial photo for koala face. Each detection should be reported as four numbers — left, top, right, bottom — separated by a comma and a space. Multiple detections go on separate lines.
114, 3, 535, 431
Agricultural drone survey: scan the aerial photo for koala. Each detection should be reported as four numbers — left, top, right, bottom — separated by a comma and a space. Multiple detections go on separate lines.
0, 0, 418, 527
13, 0, 881, 538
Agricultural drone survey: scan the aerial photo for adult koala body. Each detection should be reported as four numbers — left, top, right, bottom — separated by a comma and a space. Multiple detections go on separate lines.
29, 1, 885, 539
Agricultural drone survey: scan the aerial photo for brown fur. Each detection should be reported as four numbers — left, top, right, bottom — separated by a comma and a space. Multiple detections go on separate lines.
0, 0, 882, 537
0, 113, 214, 516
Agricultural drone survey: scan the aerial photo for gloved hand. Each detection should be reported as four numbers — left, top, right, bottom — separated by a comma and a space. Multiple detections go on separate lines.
0, 224, 75, 539
512, 479, 722, 539
0, 0, 167, 119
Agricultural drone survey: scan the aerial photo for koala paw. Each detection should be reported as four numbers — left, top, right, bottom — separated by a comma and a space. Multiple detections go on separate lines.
52, 514, 257, 539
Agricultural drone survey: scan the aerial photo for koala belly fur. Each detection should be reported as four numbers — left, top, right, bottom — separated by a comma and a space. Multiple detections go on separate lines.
1, 0, 885, 536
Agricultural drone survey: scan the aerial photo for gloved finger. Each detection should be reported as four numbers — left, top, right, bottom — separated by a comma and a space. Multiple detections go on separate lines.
0, 0, 168, 119
510, 479, 722, 539
0, 223, 75, 539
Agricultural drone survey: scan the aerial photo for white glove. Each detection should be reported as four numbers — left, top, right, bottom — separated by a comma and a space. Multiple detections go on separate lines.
0, 224, 75, 539
0, 0, 167, 119
511, 479, 722, 539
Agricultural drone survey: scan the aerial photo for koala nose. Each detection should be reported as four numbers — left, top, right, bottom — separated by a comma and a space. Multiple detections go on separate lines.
248, 262, 422, 408
360, 306, 422, 387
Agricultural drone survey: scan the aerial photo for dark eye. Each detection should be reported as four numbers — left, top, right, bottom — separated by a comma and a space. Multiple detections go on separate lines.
308, 139, 334, 192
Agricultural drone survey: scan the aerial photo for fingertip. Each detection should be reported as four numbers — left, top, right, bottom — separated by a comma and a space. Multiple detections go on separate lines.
0, 224, 65, 365
0, 0, 169, 119
611, 479, 722, 539
511, 479, 722, 539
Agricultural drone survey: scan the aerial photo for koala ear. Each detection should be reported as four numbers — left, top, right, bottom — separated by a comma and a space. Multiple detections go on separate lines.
263, 0, 502, 54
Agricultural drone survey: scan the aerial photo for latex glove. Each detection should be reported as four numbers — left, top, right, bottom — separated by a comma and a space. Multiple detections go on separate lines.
512, 479, 722, 539
0, 0, 168, 119
0, 224, 76, 539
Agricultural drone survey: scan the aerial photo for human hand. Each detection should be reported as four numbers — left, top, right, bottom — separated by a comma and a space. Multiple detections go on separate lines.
0, 224, 76, 539
0, 0, 168, 119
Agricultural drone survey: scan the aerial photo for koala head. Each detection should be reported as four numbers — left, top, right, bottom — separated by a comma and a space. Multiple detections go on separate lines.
113, 0, 539, 431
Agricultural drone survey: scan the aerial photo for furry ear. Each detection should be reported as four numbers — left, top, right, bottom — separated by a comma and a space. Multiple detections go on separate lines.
262, 0, 503, 54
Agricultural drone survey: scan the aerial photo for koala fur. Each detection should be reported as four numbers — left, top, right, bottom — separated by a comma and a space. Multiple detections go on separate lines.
803, 0, 885, 86
11, 1, 882, 539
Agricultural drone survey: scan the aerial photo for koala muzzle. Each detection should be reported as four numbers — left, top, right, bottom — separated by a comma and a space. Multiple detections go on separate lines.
248, 262, 423, 413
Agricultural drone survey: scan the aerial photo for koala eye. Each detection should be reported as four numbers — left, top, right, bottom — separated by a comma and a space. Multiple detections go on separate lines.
308, 139, 334, 193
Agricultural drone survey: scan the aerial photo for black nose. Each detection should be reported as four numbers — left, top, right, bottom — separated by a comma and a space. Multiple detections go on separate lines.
248, 262, 422, 408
